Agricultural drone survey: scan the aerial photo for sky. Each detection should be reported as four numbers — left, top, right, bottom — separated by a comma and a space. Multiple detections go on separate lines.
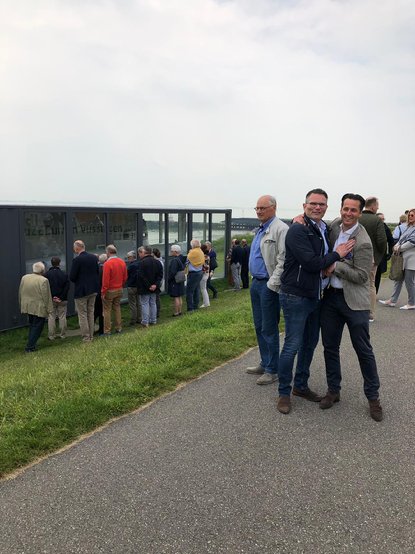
1, 0, 414, 221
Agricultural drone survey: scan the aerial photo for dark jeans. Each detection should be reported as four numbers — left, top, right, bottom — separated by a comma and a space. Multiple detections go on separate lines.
186, 271, 203, 311
207, 276, 217, 297
278, 292, 321, 396
320, 288, 380, 400
26, 314, 46, 351
241, 265, 250, 289
250, 278, 280, 374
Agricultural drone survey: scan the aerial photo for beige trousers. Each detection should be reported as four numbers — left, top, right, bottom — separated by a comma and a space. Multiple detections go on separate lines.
75, 293, 97, 341
103, 289, 123, 334
48, 300, 68, 339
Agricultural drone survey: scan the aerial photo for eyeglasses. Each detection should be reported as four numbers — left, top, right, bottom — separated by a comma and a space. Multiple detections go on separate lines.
254, 205, 275, 212
307, 202, 327, 208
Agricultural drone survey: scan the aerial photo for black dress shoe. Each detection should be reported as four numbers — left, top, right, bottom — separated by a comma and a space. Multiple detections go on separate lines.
368, 399, 383, 422
320, 391, 340, 409
292, 388, 323, 402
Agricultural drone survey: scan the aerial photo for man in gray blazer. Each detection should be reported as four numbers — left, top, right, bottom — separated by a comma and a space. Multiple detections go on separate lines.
320, 193, 383, 422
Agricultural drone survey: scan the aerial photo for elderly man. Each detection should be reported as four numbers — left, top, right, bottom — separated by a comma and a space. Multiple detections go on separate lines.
276, 189, 354, 414
45, 256, 70, 340
101, 244, 128, 335
320, 194, 383, 421
185, 238, 205, 312
358, 197, 387, 321
69, 240, 99, 342
246, 195, 288, 385
19, 262, 53, 352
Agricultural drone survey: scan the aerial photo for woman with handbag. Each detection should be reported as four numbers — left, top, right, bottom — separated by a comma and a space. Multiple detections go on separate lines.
379, 209, 415, 310
167, 244, 186, 316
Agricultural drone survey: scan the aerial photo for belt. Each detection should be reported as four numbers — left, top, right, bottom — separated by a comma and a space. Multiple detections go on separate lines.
252, 277, 268, 281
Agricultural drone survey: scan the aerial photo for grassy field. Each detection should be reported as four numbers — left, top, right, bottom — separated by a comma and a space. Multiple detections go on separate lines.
0, 280, 259, 478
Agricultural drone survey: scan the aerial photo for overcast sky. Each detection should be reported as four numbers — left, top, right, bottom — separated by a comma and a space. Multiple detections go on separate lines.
1, 0, 414, 221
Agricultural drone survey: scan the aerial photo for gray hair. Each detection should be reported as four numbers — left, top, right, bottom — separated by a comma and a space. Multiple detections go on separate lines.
32, 262, 45, 274
106, 244, 117, 255
138, 245, 152, 255
205, 241, 212, 248
73, 240, 85, 250
170, 244, 182, 254
98, 253, 108, 263
190, 238, 201, 248
126, 250, 136, 259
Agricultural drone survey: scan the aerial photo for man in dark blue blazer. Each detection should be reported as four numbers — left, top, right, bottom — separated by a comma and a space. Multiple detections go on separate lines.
69, 240, 99, 342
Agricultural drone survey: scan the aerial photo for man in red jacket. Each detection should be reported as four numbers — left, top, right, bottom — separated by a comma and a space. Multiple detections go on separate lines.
101, 244, 127, 335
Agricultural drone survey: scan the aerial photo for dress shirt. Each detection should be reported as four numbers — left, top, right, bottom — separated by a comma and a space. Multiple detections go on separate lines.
330, 222, 359, 289
249, 217, 275, 278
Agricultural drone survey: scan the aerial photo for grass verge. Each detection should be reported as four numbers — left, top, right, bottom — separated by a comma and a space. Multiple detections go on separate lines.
0, 282, 257, 477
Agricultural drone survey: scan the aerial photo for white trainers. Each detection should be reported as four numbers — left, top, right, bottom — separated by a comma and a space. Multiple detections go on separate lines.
379, 299, 396, 307
400, 305, 415, 310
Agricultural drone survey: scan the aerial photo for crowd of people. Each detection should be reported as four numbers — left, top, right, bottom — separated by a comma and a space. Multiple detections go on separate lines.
18, 196, 415, 424
18, 239, 219, 352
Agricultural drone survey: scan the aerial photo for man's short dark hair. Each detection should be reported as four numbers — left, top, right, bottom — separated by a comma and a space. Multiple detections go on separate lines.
51, 256, 61, 267
234, 239, 240, 245
364, 196, 378, 209
305, 188, 328, 202
341, 193, 365, 212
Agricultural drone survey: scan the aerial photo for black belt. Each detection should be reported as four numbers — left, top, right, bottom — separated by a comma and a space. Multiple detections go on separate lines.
252, 277, 268, 281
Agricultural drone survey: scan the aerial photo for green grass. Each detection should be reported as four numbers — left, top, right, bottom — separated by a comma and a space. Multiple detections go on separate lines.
0, 280, 259, 478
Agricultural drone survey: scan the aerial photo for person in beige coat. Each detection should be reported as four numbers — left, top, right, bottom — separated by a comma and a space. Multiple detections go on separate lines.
19, 262, 53, 352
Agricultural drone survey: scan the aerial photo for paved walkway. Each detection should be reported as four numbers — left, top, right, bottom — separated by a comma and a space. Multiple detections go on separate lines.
1, 280, 414, 553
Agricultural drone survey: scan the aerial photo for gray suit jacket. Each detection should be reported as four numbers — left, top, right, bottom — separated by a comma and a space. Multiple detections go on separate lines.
328, 219, 373, 311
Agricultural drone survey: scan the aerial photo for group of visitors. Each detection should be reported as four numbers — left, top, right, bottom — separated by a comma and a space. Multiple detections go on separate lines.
246, 192, 414, 423
226, 239, 250, 291
18, 239, 219, 352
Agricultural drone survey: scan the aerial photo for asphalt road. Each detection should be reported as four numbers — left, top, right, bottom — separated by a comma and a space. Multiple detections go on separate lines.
1, 279, 414, 553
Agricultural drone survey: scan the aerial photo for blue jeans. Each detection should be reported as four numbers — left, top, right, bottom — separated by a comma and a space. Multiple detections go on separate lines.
250, 278, 280, 374
186, 271, 203, 311
26, 314, 46, 352
278, 292, 321, 396
320, 288, 380, 400
140, 294, 157, 325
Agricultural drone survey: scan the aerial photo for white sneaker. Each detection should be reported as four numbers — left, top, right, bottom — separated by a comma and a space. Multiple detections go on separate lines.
400, 305, 415, 310
379, 299, 396, 307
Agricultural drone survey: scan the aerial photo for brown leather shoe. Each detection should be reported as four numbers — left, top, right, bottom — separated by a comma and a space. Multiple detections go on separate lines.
320, 391, 340, 410
292, 388, 323, 402
277, 396, 291, 414
246, 365, 265, 375
368, 399, 383, 422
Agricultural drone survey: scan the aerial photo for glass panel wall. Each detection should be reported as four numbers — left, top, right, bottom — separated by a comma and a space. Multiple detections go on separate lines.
72, 212, 105, 255
191, 213, 208, 243
24, 211, 66, 273
108, 212, 137, 262
211, 213, 227, 278
142, 213, 166, 291
167, 213, 187, 254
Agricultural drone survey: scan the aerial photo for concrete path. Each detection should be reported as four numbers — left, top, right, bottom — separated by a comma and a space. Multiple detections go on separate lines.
1, 279, 414, 553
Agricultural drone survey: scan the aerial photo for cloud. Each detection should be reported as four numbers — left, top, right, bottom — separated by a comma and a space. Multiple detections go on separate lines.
0, 0, 414, 220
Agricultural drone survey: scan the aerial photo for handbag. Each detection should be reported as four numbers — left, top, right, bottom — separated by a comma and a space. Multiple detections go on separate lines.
175, 270, 186, 283
389, 252, 404, 281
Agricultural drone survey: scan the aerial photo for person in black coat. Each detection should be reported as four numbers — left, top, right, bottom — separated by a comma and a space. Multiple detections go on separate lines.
241, 238, 250, 289
69, 240, 99, 342
167, 244, 186, 316
136, 245, 163, 326
45, 256, 70, 340
375, 214, 395, 293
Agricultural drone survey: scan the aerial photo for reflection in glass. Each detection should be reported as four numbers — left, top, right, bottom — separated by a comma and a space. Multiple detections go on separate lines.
167, 213, 187, 254
108, 213, 137, 262
72, 212, 106, 255
24, 212, 66, 273
191, 213, 208, 243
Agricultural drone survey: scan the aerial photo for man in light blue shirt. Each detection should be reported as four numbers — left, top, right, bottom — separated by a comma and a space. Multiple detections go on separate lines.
246, 195, 288, 385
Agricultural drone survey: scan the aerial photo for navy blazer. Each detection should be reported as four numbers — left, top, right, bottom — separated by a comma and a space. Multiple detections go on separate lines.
69, 251, 99, 299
